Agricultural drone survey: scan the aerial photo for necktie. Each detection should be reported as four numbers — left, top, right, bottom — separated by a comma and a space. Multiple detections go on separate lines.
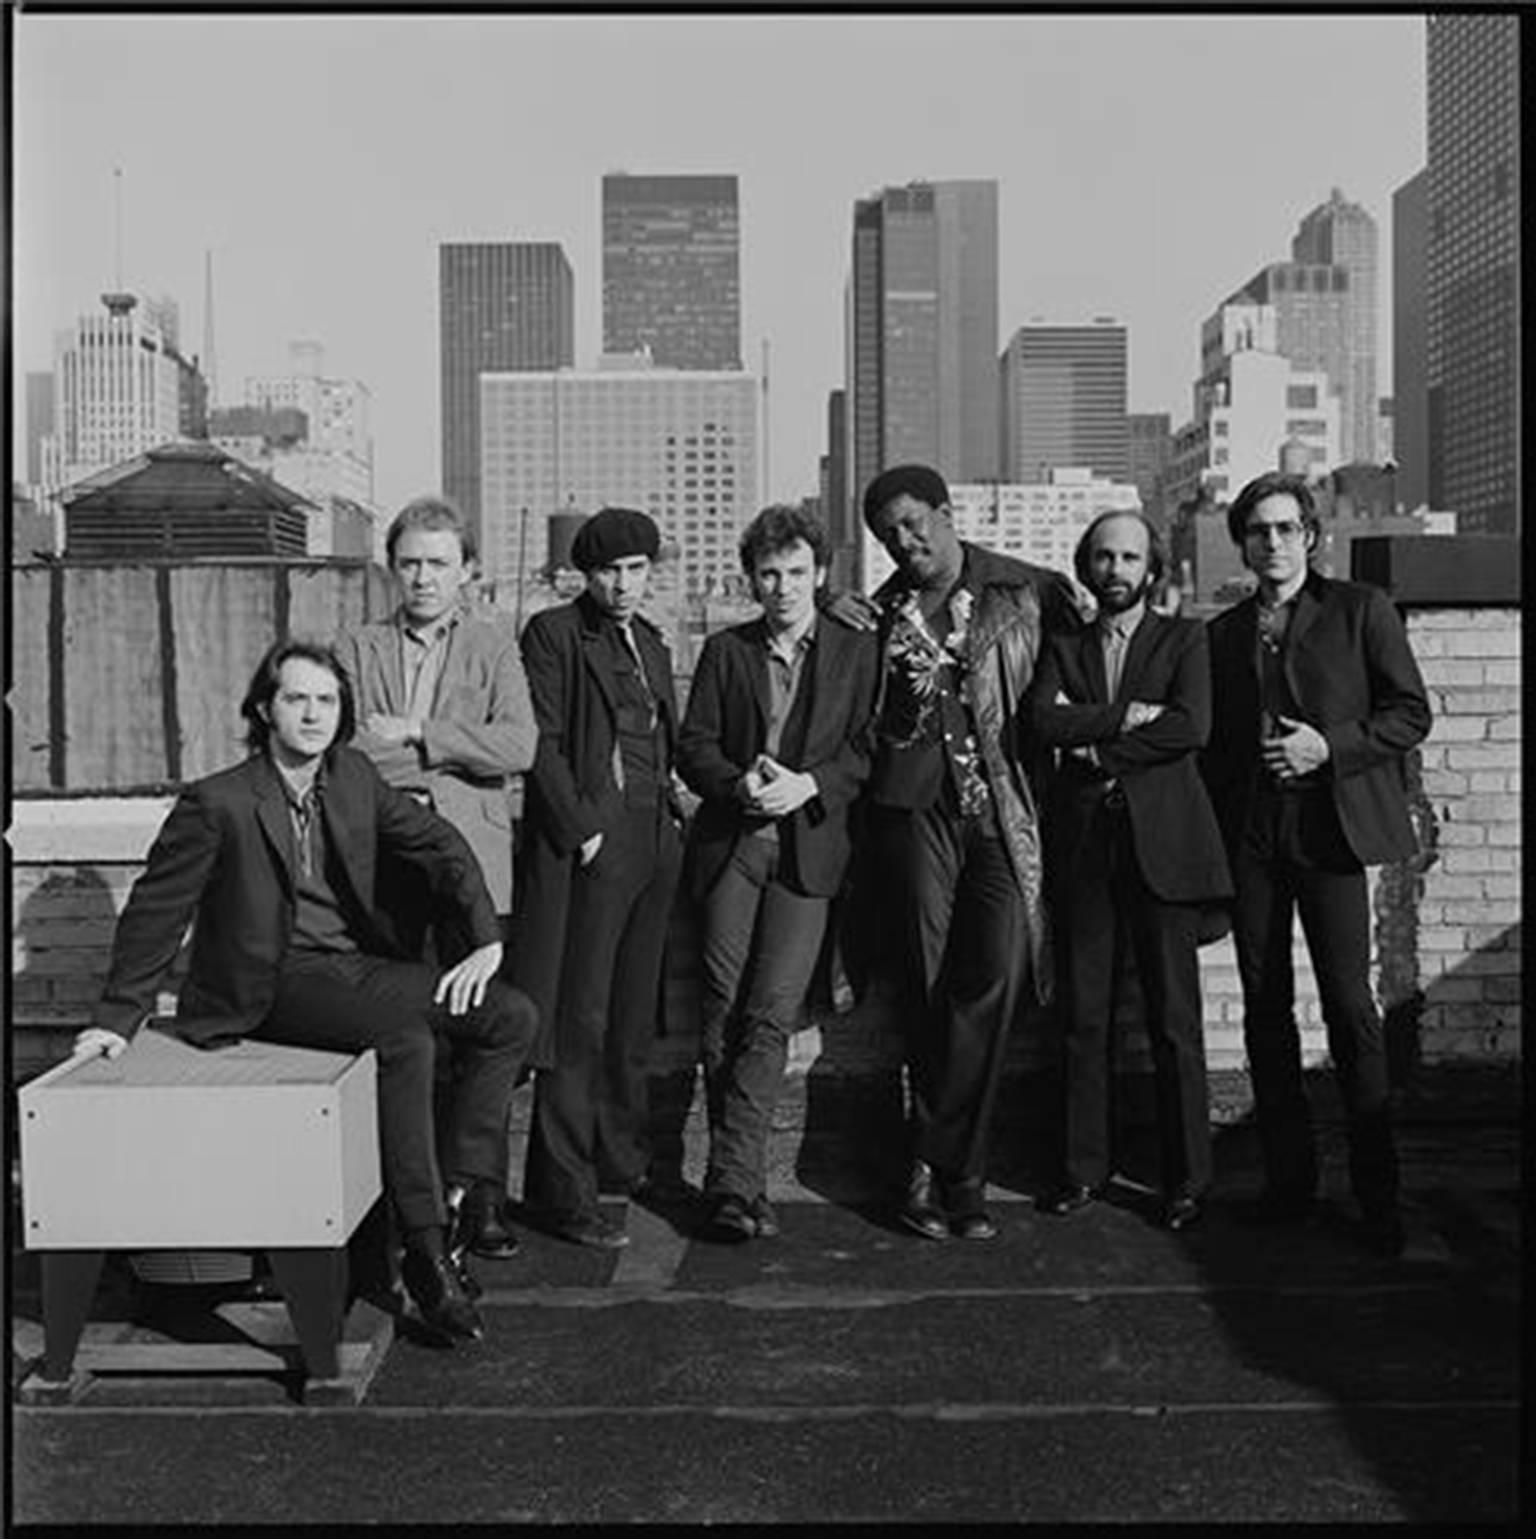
1104, 626, 1128, 701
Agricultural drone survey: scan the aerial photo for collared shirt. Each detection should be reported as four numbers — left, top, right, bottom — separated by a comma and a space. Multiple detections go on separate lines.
271, 756, 357, 953
762, 615, 817, 761
1097, 600, 1146, 702
398, 606, 462, 725
272, 757, 326, 880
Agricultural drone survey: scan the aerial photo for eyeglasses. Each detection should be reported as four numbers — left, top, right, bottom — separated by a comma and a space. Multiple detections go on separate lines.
1243, 520, 1305, 543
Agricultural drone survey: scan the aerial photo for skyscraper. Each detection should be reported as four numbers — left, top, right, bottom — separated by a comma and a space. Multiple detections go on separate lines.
999, 319, 1129, 484
844, 179, 999, 580
40, 291, 203, 498
439, 242, 574, 544
479, 359, 758, 595
1290, 188, 1380, 465
1127, 411, 1174, 529
602, 174, 741, 370
1218, 190, 1379, 468
1392, 169, 1430, 512
1426, 14, 1521, 534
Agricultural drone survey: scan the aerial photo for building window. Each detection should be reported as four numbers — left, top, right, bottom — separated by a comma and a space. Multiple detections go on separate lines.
1286, 384, 1318, 410
1286, 418, 1327, 436
1212, 420, 1229, 437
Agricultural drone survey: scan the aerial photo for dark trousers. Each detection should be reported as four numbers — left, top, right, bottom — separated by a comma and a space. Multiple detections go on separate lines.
1231, 789, 1399, 1215
871, 800, 1027, 1181
698, 836, 830, 1202
264, 950, 537, 1235
1056, 793, 1211, 1197
524, 804, 682, 1217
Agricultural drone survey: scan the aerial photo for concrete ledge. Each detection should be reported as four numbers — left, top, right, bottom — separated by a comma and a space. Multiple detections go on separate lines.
10, 798, 175, 864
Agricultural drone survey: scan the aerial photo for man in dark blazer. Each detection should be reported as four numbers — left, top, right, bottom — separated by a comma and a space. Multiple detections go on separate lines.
1031, 511, 1232, 1231
509, 508, 683, 1250
76, 639, 540, 1343
1203, 472, 1431, 1257
678, 505, 879, 1242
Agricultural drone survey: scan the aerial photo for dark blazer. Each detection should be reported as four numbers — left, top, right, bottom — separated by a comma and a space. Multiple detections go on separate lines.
93, 747, 501, 1045
1202, 572, 1432, 866
1031, 611, 1232, 905
510, 592, 681, 1066
677, 615, 879, 901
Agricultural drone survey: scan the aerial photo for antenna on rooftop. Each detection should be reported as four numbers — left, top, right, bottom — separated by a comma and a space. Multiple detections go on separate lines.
102, 166, 136, 316
203, 249, 218, 409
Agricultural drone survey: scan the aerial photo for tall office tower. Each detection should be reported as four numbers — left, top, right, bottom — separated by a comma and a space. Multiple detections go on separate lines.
820, 388, 851, 582
25, 372, 55, 487
1392, 169, 1430, 511
1289, 188, 1379, 466
439, 242, 575, 544
845, 179, 1000, 580
1426, 14, 1521, 534
999, 319, 1129, 484
602, 174, 741, 370
40, 291, 204, 496
1219, 191, 1377, 467
1127, 411, 1174, 529
479, 358, 759, 595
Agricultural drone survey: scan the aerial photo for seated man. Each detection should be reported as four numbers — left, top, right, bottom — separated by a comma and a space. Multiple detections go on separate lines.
74, 639, 539, 1345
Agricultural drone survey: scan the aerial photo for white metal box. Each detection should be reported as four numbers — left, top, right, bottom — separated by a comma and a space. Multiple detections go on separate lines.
19, 1029, 380, 1250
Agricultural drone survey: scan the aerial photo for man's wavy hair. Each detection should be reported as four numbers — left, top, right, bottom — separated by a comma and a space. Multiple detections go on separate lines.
385, 494, 477, 566
739, 503, 832, 576
240, 638, 357, 757
1225, 472, 1321, 551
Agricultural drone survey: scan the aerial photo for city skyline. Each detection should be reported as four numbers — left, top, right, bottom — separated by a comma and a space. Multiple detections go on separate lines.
14, 13, 1427, 518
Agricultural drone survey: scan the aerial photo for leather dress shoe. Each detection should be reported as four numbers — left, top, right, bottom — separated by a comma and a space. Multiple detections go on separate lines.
703, 1193, 756, 1243
400, 1249, 484, 1343
1161, 1193, 1204, 1232
945, 1178, 998, 1241
548, 1208, 630, 1250
747, 1194, 780, 1239
452, 1182, 521, 1261
898, 1160, 948, 1242
1040, 1183, 1100, 1217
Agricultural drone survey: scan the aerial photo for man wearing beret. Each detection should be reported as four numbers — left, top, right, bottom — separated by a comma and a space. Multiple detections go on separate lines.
509, 507, 684, 1248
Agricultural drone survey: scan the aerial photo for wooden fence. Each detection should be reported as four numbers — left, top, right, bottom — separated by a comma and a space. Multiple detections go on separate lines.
11, 560, 395, 795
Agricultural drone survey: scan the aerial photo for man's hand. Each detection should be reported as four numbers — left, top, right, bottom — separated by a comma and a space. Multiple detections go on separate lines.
1262, 715, 1331, 780
578, 832, 604, 866
73, 1027, 128, 1059
819, 588, 879, 633
434, 943, 504, 1016
364, 713, 422, 747
1122, 700, 1166, 731
744, 756, 818, 817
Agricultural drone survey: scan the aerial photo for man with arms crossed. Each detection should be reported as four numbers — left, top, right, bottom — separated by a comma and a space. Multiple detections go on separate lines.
861, 464, 1080, 1241
1203, 472, 1431, 1257
511, 508, 683, 1249
337, 495, 537, 1262
1031, 511, 1231, 1231
76, 640, 539, 1342
678, 505, 879, 1242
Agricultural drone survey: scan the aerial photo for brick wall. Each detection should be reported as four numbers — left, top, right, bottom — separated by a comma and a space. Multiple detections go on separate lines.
8, 606, 1520, 1085
1401, 607, 1522, 1059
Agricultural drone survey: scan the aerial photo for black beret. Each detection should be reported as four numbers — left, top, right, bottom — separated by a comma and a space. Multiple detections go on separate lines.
570, 507, 661, 572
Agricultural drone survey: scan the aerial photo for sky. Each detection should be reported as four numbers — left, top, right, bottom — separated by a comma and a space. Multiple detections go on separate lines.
13, 12, 1427, 514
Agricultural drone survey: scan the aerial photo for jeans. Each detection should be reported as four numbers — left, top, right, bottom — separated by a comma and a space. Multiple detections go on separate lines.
698, 836, 830, 1201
